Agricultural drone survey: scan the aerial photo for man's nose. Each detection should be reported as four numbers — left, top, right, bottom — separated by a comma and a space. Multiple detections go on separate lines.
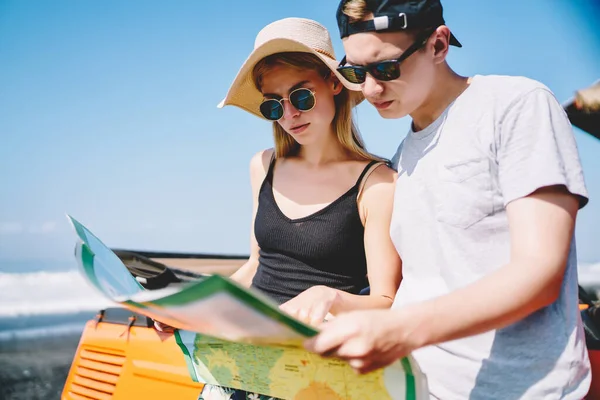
362, 74, 384, 98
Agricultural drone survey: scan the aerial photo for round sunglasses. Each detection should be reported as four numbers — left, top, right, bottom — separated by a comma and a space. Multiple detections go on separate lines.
336, 30, 434, 84
259, 88, 317, 121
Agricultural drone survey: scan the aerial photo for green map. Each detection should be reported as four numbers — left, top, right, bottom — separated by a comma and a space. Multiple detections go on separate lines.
176, 331, 427, 400
69, 215, 428, 399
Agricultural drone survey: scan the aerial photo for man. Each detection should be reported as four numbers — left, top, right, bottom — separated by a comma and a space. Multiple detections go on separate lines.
305, 0, 591, 398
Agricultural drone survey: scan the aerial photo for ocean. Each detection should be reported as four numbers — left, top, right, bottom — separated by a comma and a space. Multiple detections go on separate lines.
0, 260, 114, 342
1, 258, 600, 343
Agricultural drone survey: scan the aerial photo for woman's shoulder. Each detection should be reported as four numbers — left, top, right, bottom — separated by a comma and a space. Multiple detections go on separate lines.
250, 148, 274, 172
359, 160, 397, 200
363, 160, 397, 184
249, 148, 275, 187
375, 161, 396, 177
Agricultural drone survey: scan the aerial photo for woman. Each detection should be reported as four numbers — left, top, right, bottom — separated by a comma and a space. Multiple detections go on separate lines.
162, 17, 402, 400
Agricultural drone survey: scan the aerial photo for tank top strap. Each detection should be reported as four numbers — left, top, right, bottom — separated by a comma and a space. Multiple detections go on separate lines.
265, 152, 277, 183
356, 160, 387, 199
354, 160, 379, 187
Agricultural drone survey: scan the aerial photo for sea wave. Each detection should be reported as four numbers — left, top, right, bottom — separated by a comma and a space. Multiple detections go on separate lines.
0, 322, 88, 341
1, 262, 599, 319
577, 262, 600, 289
0, 270, 114, 317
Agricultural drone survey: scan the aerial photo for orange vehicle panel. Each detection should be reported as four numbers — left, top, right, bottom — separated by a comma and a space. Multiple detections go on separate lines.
62, 320, 203, 400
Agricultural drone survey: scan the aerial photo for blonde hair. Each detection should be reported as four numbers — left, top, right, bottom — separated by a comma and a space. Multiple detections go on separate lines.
342, 0, 370, 23
252, 52, 380, 161
342, 0, 425, 38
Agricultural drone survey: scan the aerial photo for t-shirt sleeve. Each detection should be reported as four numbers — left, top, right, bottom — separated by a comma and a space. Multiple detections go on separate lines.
497, 87, 588, 208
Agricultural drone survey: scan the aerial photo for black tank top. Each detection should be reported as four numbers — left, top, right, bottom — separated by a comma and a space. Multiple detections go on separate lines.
251, 159, 378, 304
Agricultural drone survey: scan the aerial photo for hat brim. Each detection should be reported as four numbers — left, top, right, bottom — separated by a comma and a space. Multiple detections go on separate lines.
218, 38, 364, 119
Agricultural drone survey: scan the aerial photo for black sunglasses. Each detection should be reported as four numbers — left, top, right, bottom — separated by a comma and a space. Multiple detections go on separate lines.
259, 88, 317, 121
337, 30, 434, 84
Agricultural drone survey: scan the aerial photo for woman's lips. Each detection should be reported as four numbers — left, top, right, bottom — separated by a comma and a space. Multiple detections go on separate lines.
290, 123, 310, 134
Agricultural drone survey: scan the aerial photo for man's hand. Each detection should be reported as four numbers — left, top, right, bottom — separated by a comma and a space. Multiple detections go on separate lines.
304, 308, 422, 374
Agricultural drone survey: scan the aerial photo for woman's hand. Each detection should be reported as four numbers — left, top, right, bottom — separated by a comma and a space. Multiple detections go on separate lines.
279, 286, 339, 327
153, 320, 176, 334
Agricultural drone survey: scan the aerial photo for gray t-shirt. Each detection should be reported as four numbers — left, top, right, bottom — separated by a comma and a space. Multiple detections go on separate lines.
390, 75, 590, 399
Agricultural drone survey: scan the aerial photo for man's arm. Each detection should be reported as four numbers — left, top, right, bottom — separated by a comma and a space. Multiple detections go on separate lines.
306, 184, 579, 373
409, 184, 578, 344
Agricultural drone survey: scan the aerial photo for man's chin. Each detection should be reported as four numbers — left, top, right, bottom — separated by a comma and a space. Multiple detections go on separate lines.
376, 106, 409, 120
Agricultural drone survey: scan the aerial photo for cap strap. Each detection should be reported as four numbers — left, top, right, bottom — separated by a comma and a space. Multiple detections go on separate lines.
345, 13, 408, 36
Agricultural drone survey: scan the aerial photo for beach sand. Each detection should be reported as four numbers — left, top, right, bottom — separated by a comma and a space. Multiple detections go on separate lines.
0, 333, 81, 400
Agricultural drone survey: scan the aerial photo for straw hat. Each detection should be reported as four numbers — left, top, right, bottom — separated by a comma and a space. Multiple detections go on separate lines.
217, 17, 364, 119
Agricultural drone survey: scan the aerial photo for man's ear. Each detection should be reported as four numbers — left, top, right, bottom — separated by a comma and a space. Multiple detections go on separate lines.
432, 26, 450, 64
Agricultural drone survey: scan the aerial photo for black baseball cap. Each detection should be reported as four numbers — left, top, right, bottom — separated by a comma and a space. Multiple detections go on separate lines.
336, 0, 462, 47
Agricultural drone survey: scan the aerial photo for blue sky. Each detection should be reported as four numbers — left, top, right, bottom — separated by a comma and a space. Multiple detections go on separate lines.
1, 0, 599, 267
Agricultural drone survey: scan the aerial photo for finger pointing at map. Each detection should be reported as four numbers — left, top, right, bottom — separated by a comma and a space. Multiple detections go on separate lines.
305, 308, 423, 375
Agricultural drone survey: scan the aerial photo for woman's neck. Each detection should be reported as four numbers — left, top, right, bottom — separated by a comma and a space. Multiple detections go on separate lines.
296, 129, 349, 167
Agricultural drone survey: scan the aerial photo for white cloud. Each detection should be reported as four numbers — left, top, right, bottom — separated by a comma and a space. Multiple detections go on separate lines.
0, 222, 24, 235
